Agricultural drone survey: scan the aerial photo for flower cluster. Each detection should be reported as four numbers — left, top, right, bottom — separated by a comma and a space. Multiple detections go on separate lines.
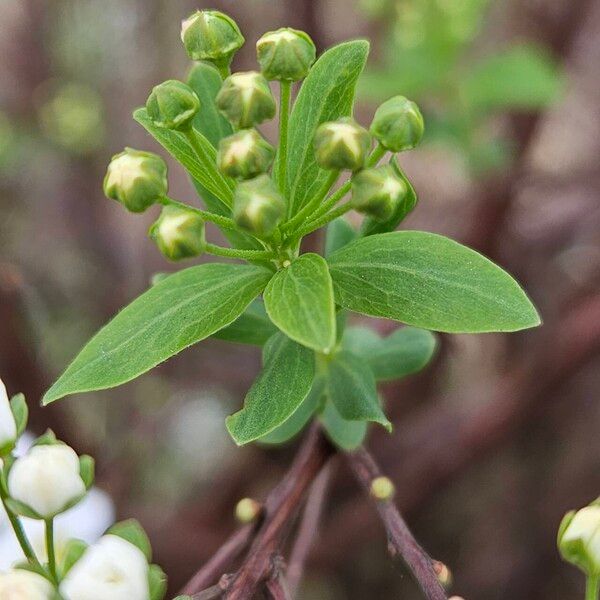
0, 378, 165, 599
101, 8, 424, 264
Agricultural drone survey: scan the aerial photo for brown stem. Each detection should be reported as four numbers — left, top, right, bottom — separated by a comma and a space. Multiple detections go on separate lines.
180, 524, 257, 595
287, 462, 333, 595
224, 424, 334, 599
263, 556, 293, 600
346, 448, 447, 600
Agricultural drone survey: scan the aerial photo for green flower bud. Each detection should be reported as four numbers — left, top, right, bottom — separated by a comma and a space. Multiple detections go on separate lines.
233, 174, 285, 238
149, 206, 206, 261
370, 476, 395, 501
352, 165, 408, 221
370, 96, 425, 152
181, 10, 244, 69
146, 80, 200, 131
558, 502, 600, 577
103, 148, 167, 213
235, 497, 261, 524
216, 71, 276, 129
256, 28, 316, 81
217, 129, 275, 179
314, 118, 371, 172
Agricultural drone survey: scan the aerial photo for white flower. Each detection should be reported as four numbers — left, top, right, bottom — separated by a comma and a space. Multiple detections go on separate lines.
0, 569, 54, 599
560, 505, 600, 574
8, 444, 86, 518
0, 378, 17, 449
60, 535, 149, 600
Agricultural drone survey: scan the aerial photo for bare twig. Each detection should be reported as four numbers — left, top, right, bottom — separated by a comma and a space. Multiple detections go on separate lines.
264, 556, 293, 600
224, 424, 334, 599
287, 462, 333, 595
347, 448, 447, 600
180, 524, 257, 595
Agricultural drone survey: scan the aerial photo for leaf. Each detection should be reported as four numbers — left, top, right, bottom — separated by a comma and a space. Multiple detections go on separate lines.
319, 399, 367, 450
325, 217, 358, 257
463, 44, 562, 111
213, 299, 277, 346
43, 264, 271, 403
264, 254, 336, 353
133, 107, 234, 211
360, 157, 418, 236
226, 333, 314, 445
108, 519, 152, 561
259, 378, 322, 445
9, 393, 28, 437
286, 40, 369, 216
326, 351, 391, 430
187, 62, 232, 147
327, 231, 541, 333
344, 326, 437, 381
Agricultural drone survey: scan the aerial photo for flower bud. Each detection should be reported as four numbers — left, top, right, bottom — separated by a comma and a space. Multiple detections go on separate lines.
103, 148, 167, 213
370, 96, 424, 152
181, 10, 244, 69
0, 570, 54, 599
217, 129, 275, 179
60, 534, 149, 600
558, 503, 600, 576
8, 443, 87, 518
146, 80, 200, 131
314, 118, 371, 172
352, 165, 408, 222
216, 72, 276, 129
433, 561, 453, 589
235, 497, 261, 524
0, 378, 17, 454
370, 476, 395, 501
233, 174, 285, 238
256, 28, 316, 81
149, 206, 206, 261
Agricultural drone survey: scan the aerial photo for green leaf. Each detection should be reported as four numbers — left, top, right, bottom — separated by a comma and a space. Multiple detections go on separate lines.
328, 231, 541, 333
319, 399, 367, 450
43, 264, 271, 403
325, 351, 391, 430
259, 378, 322, 445
148, 564, 168, 600
360, 157, 417, 236
133, 107, 234, 211
325, 218, 358, 257
187, 62, 232, 147
213, 299, 277, 346
9, 393, 28, 437
264, 254, 336, 353
59, 539, 88, 577
463, 44, 562, 111
108, 519, 152, 561
286, 40, 369, 216
344, 326, 437, 381
226, 333, 314, 445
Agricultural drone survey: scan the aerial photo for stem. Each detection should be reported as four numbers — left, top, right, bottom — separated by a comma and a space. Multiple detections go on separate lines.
587, 576, 599, 600
291, 201, 354, 242
204, 243, 275, 261
45, 518, 57, 583
281, 171, 339, 233
278, 81, 292, 196
159, 197, 238, 231
368, 142, 386, 167
0, 491, 39, 566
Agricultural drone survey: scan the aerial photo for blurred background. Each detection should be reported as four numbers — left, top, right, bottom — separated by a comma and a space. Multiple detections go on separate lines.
1, 0, 599, 598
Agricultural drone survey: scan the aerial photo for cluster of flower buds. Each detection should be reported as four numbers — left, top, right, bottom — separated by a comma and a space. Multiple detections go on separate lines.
0, 377, 165, 599
217, 129, 275, 180
352, 165, 408, 221
558, 499, 600, 579
149, 206, 206, 261
233, 174, 285, 238
103, 148, 168, 213
370, 95, 425, 152
314, 118, 371, 172
256, 28, 316, 81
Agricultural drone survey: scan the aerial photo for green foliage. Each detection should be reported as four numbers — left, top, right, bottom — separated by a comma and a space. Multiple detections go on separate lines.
264, 253, 336, 353
285, 41, 369, 215
45, 13, 542, 450
148, 564, 168, 600
108, 519, 152, 562
328, 231, 540, 332
43, 264, 271, 403
9, 393, 28, 437
226, 333, 314, 445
